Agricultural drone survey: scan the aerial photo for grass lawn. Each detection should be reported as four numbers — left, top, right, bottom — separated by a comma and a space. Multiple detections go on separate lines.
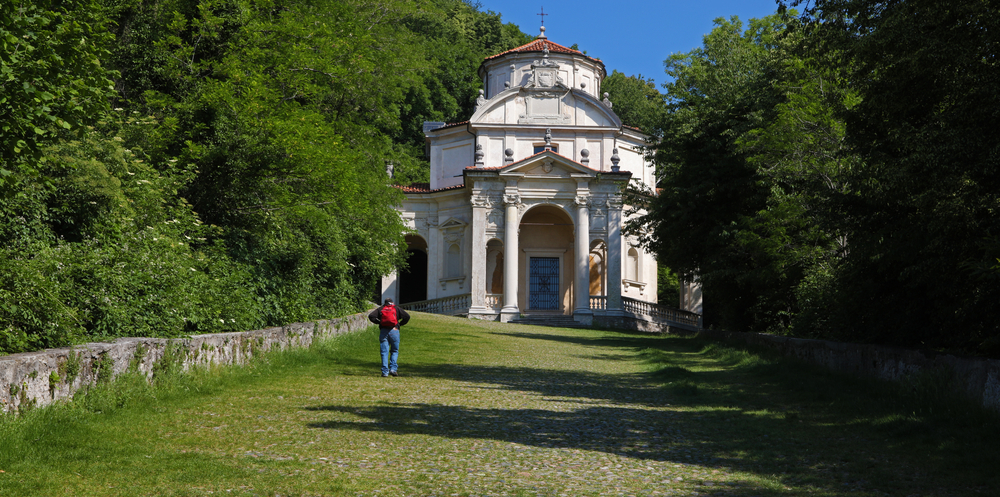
1, 313, 997, 496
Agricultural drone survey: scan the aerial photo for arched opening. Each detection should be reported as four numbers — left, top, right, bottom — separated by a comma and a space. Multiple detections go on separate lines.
519, 204, 574, 312
486, 239, 504, 294
447, 244, 461, 277
399, 235, 428, 304
589, 240, 606, 296
627, 247, 639, 282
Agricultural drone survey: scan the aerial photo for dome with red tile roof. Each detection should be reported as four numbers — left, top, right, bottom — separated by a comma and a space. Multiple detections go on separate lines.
478, 26, 606, 100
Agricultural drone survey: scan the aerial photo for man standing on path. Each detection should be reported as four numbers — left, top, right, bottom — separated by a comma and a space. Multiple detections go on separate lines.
368, 298, 410, 377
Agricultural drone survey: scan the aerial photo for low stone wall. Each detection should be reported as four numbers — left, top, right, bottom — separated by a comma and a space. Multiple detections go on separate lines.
594, 314, 699, 334
0, 313, 373, 413
697, 329, 1000, 413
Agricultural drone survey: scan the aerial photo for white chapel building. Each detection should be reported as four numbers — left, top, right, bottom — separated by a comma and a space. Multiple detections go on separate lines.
381, 27, 701, 325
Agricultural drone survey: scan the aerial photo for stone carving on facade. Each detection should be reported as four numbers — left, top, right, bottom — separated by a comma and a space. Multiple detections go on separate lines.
475, 89, 486, 110
503, 193, 521, 205
401, 214, 416, 229
574, 194, 590, 207
590, 206, 607, 227
592, 181, 619, 195
439, 218, 467, 244
472, 194, 490, 207
415, 217, 428, 233
518, 48, 571, 125
487, 209, 504, 231
529, 48, 565, 87
474, 144, 485, 167
474, 191, 504, 210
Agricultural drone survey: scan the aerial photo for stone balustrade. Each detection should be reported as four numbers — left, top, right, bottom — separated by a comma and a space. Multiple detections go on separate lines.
589, 295, 607, 311
622, 297, 701, 330
399, 294, 471, 315
485, 293, 502, 310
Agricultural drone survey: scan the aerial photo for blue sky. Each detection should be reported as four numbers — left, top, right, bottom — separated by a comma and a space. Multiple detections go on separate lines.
472, 0, 782, 87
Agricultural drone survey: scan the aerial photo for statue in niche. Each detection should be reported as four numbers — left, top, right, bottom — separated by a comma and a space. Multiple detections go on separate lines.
491, 253, 504, 294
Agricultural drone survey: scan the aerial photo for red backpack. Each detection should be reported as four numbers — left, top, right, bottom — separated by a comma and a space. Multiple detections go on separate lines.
379, 304, 398, 327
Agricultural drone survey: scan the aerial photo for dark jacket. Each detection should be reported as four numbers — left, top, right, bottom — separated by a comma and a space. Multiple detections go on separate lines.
368, 303, 410, 328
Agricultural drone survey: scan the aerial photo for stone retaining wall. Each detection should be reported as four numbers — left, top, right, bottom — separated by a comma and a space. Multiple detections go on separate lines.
0, 313, 372, 413
595, 314, 699, 334
697, 329, 1000, 413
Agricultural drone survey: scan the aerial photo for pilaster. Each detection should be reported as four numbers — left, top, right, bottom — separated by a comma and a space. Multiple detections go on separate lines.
606, 196, 624, 314
426, 210, 440, 300
469, 188, 489, 314
573, 185, 593, 325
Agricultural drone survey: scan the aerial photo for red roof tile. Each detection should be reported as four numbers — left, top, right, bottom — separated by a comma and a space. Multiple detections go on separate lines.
396, 183, 465, 194
484, 39, 602, 66
428, 121, 469, 132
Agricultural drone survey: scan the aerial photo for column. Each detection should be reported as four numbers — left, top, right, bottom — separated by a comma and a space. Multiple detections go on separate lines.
573, 194, 593, 324
606, 197, 624, 314
500, 192, 520, 322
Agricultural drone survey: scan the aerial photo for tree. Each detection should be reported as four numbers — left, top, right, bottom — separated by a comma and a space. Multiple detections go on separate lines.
97, 0, 526, 325
633, 15, 789, 331
0, 0, 114, 186
600, 71, 667, 136
781, 0, 1000, 354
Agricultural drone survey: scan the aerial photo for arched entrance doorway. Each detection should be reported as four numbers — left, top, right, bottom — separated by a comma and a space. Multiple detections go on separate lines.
399, 235, 427, 304
518, 204, 574, 313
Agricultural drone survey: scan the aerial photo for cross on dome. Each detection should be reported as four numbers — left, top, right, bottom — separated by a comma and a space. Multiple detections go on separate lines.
537, 7, 548, 39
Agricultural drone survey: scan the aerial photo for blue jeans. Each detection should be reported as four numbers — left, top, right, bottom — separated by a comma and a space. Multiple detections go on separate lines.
379, 327, 400, 375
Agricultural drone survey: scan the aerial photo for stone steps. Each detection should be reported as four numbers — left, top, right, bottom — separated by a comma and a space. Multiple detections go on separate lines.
509, 315, 589, 329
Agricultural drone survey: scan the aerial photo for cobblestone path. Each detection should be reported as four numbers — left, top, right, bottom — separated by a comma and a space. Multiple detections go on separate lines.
254, 317, 772, 497
111, 313, 991, 496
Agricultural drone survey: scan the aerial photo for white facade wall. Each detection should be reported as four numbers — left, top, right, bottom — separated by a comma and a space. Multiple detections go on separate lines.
395, 32, 702, 318
480, 52, 604, 100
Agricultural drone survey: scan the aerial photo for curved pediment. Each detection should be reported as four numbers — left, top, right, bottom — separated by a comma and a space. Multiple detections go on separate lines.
470, 87, 622, 129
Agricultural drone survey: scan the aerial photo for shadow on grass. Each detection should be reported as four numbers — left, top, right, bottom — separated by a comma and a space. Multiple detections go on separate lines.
304, 323, 1000, 496
488, 330, 703, 353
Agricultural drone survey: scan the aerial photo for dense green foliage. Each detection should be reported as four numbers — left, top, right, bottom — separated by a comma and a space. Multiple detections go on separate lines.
637, 2, 1000, 355
780, 0, 1000, 354
0, 0, 530, 355
600, 70, 667, 137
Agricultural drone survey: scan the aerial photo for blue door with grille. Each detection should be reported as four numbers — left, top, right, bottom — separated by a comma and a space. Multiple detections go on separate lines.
529, 257, 560, 310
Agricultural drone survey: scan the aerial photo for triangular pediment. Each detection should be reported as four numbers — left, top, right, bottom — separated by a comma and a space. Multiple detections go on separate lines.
499, 150, 597, 178
439, 217, 467, 230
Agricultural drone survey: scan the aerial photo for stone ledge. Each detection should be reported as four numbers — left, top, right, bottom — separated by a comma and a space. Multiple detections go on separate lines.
0, 313, 372, 413
697, 329, 1000, 413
